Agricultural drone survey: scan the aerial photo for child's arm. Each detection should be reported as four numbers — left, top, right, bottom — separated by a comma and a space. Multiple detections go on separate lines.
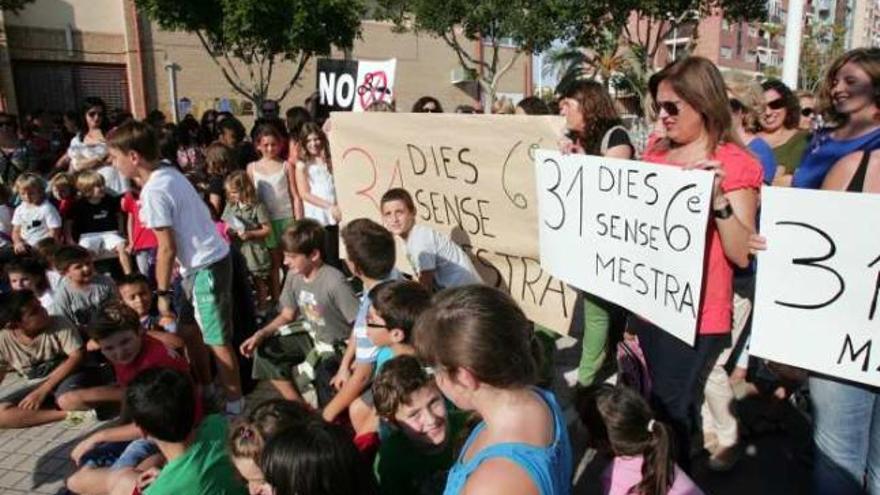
417, 270, 436, 291
286, 162, 304, 220
242, 221, 271, 241
18, 348, 84, 410
322, 360, 373, 423
50, 227, 62, 243
11, 225, 26, 253
71, 422, 141, 465
63, 219, 75, 245
152, 227, 177, 317
147, 329, 185, 350
126, 208, 135, 252
240, 306, 297, 357
331, 335, 356, 390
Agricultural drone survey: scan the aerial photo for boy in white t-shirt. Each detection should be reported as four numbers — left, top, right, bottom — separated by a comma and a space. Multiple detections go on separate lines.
107, 120, 243, 416
11, 173, 62, 254
380, 188, 481, 291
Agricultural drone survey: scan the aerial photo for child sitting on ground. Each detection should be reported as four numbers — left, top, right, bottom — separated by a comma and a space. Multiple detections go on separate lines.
228, 399, 320, 494
66, 170, 133, 274
116, 273, 183, 351
66, 301, 194, 495
576, 384, 704, 495
322, 219, 400, 435
367, 280, 430, 373
239, 219, 359, 404
372, 355, 469, 495
0, 290, 91, 428
11, 173, 62, 254
380, 188, 480, 291
52, 245, 117, 328
6, 257, 55, 311
107, 368, 245, 495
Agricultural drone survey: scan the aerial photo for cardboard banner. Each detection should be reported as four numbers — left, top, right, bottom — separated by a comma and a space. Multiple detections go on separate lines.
535, 151, 714, 345
752, 187, 880, 387
316, 58, 396, 119
331, 113, 577, 334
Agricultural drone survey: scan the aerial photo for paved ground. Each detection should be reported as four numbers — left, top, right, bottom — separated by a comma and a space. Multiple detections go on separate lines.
0, 298, 812, 495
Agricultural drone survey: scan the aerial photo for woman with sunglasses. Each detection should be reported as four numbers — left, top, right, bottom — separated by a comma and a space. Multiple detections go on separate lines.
759, 79, 809, 187
797, 91, 817, 132
793, 48, 880, 190
640, 57, 762, 473
727, 76, 778, 184
61, 97, 128, 195
558, 80, 635, 388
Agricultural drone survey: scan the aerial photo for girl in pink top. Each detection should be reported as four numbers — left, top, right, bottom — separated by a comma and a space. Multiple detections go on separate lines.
577, 385, 704, 495
630, 56, 762, 472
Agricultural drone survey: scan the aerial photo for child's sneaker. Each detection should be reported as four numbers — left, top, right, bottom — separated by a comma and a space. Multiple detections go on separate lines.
64, 409, 98, 427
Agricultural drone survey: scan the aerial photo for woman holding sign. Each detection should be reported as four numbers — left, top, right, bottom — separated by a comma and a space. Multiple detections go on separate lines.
774, 48, 880, 495
635, 57, 762, 473
558, 80, 635, 387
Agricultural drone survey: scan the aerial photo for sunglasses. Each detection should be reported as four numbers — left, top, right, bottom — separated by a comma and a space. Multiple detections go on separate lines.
801, 107, 814, 117
765, 98, 786, 110
653, 100, 682, 117
729, 98, 745, 113
366, 322, 387, 329
422, 107, 439, 113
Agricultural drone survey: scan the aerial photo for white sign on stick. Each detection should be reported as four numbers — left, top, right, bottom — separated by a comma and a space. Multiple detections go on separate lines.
535, 151, 714, 345
751, 187, 880, 387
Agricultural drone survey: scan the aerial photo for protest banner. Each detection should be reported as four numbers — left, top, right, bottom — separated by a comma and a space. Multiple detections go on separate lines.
751, 187, 880, 387
316, 58, 396, 119
331, 113, 577, 334
534, 151, 714, 345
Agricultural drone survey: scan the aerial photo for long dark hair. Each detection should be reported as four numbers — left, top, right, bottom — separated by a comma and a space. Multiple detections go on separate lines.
576, 385, 675, 495
761, 79, 801, 130
561, 80, 623, 155
261, 421, 378, 495
77, 97, 108, 138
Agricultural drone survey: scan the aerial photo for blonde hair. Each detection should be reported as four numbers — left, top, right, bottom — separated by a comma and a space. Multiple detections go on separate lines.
224, 170, 258, 206
14, 173, 44, 201
365, 100, 395, 112
724, 73, 765, 133
74, 170, 105, 196
48, 172, 73, 192
648, 56, 744, 155
492, 97, 515, 115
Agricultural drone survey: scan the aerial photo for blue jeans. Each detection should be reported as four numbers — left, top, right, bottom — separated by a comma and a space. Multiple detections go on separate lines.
811, 375, 880, 495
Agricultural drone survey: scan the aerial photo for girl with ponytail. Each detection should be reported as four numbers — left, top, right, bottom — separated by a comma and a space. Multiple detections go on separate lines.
576, 385, 704, 495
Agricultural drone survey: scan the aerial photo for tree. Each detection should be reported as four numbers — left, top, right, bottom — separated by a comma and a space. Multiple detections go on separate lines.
562, 0, 767, 97
375, 0, 568, 112
134, 0, 364, 107
547, 28, 629, 93
0, 0, 35, 13
799, 22, 846, 92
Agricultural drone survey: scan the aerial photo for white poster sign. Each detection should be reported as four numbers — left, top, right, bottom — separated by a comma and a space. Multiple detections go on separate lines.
535, 151, 714, 345
752, 187, 880, 387
353, 58, 397, 112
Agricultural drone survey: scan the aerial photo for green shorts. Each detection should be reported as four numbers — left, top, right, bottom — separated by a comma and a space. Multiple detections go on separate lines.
180, 256, 234, 346
265, 218, 293, 249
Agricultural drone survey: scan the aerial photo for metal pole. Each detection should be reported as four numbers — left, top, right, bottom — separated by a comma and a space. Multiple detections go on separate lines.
782, 0, 804, 89
164, 62, 180, 123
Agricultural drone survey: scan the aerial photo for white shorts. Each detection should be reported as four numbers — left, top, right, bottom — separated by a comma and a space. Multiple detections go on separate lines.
78, 232, 126, 255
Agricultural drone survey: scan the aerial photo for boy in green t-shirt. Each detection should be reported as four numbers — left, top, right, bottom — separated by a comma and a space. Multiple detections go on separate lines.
107, 368, 246, 495
372, 355, 469, 495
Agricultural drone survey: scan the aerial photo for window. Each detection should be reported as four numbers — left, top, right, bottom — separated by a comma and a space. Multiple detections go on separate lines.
720, 46, 733, 59
746, 50, 758, 63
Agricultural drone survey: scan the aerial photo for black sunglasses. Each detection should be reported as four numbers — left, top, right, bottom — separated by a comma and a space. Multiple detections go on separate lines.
801, 107, 814, 117
729, 98, 745, 113
653, 100, 682, 117
765, 98, 786, 110
367, 322, 387, 329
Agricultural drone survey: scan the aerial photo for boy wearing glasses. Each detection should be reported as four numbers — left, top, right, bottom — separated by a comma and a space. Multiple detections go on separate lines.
239, 219, 359, 404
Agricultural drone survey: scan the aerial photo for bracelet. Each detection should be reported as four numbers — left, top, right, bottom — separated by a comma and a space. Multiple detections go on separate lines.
156, 289, 173, 298
713, 203, 734, 220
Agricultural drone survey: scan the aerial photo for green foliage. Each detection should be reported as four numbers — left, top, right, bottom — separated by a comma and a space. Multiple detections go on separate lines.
135, 0, 364, 105
799, 23, 846, 92
374, 0, 569, 110
0, 0, 35, 13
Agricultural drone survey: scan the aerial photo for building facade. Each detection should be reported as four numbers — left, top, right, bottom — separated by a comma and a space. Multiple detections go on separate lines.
0, 0, 531, 121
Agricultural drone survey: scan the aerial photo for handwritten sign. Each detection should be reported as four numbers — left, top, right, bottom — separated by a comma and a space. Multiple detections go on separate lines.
751, 187, 880, 387
331, 113, 577, 334
535, 151, 714, 345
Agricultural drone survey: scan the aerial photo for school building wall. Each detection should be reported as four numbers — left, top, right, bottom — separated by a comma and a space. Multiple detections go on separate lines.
0, 0, 531, 123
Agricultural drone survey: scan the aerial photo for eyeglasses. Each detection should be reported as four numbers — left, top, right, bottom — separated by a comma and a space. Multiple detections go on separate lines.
653, 100, 682, 117
801, 107, 814, 117
729, 98, 745, 113
765, 98, 786, 110
421, 106, 439, 113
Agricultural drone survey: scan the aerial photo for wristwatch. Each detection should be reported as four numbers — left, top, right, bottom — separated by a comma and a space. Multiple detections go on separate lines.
713, 203, 734, 220
156, 289, 173, 298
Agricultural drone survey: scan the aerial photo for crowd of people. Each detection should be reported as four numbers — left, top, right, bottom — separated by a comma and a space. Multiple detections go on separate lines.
0, 45, 874, 495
